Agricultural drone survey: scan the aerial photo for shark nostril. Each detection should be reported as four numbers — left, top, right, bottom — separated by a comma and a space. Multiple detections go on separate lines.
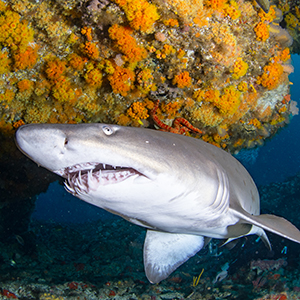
64, 138, 68, 146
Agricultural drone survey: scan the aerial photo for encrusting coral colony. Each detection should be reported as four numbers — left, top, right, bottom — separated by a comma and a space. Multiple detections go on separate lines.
0, 0, 298, 151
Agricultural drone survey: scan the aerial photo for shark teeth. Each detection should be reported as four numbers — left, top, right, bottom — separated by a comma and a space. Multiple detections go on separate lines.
61, 162, 139, 196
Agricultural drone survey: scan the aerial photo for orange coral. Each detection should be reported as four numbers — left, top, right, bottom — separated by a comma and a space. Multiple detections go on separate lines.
248, 118, 262, 128
213, 132, 229, 146
163, 0, 204, 24
156, 44, 176, 59
270, 113, 285, 125
205, 0, 227, 12
102, 60, 115, 74
279, 48, 291, 62
278, 105, 287, 113
215, 86, 241, 116
81, 42, 99, 60
173, 71, 192, 88
0, 0, 6, 12
160, 101, 182, 119
0, 0, 293, 152
0, 50, 11, 74
81, 26, 93, 41
34, 79, 51, 97
24, 104, 52, 124
233, 138, 245, 147
209, 23, 240, 67
68, 33, 79, 44
108, 66, 135, 96
13, 46, 38, 70
224, 0, 241, 20
13, 119, 25, 128
204, 89, 220, 103
137, 68, 156, 94
254, 22, 269, 42
108, 24, 147, 63
177, 49, 185, 59
237, 81, 248, 92
52, 78, 77, 104
17, 79, 34, 92
162, 44, 176, 56
0, 9, 34, 52
127, 101, 149, 120
45, 59, 66, 81
113, 0, 159, 33
116, 114, 131, 126
68, 53, 88, 71
191, 103, 224, 127
0, 89, 15, 105
230, 58, 248, 79
84, 68, 103, 88
193, 9, 211, 27
163, 19, 179, 27
257, 62, 283, 89
258, 5, 276, 23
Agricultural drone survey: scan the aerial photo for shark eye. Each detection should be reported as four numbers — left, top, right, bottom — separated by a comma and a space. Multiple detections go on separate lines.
64, 138, 68, 145
102, 125, 114, 136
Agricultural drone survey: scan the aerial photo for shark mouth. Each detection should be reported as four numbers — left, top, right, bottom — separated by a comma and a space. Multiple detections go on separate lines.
54, 162, 140, 196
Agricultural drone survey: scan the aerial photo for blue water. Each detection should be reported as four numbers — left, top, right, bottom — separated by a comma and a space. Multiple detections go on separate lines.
32, 55, 300, 223
31, 181, 115, 223
243, 54, 300, 185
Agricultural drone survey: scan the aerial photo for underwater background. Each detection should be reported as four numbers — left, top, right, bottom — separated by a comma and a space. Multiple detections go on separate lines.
0, 0, 300, 297
0, 55, 298, 300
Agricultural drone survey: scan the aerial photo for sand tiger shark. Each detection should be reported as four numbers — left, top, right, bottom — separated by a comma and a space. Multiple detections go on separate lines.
15, 123, 300, 283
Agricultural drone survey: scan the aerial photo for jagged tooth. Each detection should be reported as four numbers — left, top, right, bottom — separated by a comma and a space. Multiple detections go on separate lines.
75, 186, 82, 195
64, 181, 75, 194
75, 177, 82, 189
78, 170, 83, 186
75, 177, 79, 186
89, 169, 96, 186
99, 169, 102, 184
88, 169, 93, 183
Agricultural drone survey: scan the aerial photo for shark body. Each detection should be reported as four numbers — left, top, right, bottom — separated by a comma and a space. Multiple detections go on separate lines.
16, 123, 300, 283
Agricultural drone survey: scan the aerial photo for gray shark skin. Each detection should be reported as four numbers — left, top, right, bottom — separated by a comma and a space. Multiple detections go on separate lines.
15, 123, 300, 284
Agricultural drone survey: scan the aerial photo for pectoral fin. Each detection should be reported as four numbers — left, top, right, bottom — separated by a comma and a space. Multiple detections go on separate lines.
232, 207, 300, 244
246, 213, 300, 244
143, 230, 204, 284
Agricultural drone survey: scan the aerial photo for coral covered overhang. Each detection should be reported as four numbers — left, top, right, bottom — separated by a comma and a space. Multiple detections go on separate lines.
0, 0, 298, 151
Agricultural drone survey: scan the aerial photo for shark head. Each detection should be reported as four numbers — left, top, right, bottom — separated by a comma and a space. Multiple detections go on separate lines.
16, 123, 300, 284
16, 123, 160, 176
16, 123, 222, 226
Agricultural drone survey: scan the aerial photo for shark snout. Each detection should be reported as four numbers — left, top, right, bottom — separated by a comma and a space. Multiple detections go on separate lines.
15, 124, 70, 171
15, 125, 33, 156
16, 124, 48, 152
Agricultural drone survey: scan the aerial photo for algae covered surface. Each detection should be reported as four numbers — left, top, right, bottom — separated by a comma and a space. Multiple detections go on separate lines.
0, 0, 298, 151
